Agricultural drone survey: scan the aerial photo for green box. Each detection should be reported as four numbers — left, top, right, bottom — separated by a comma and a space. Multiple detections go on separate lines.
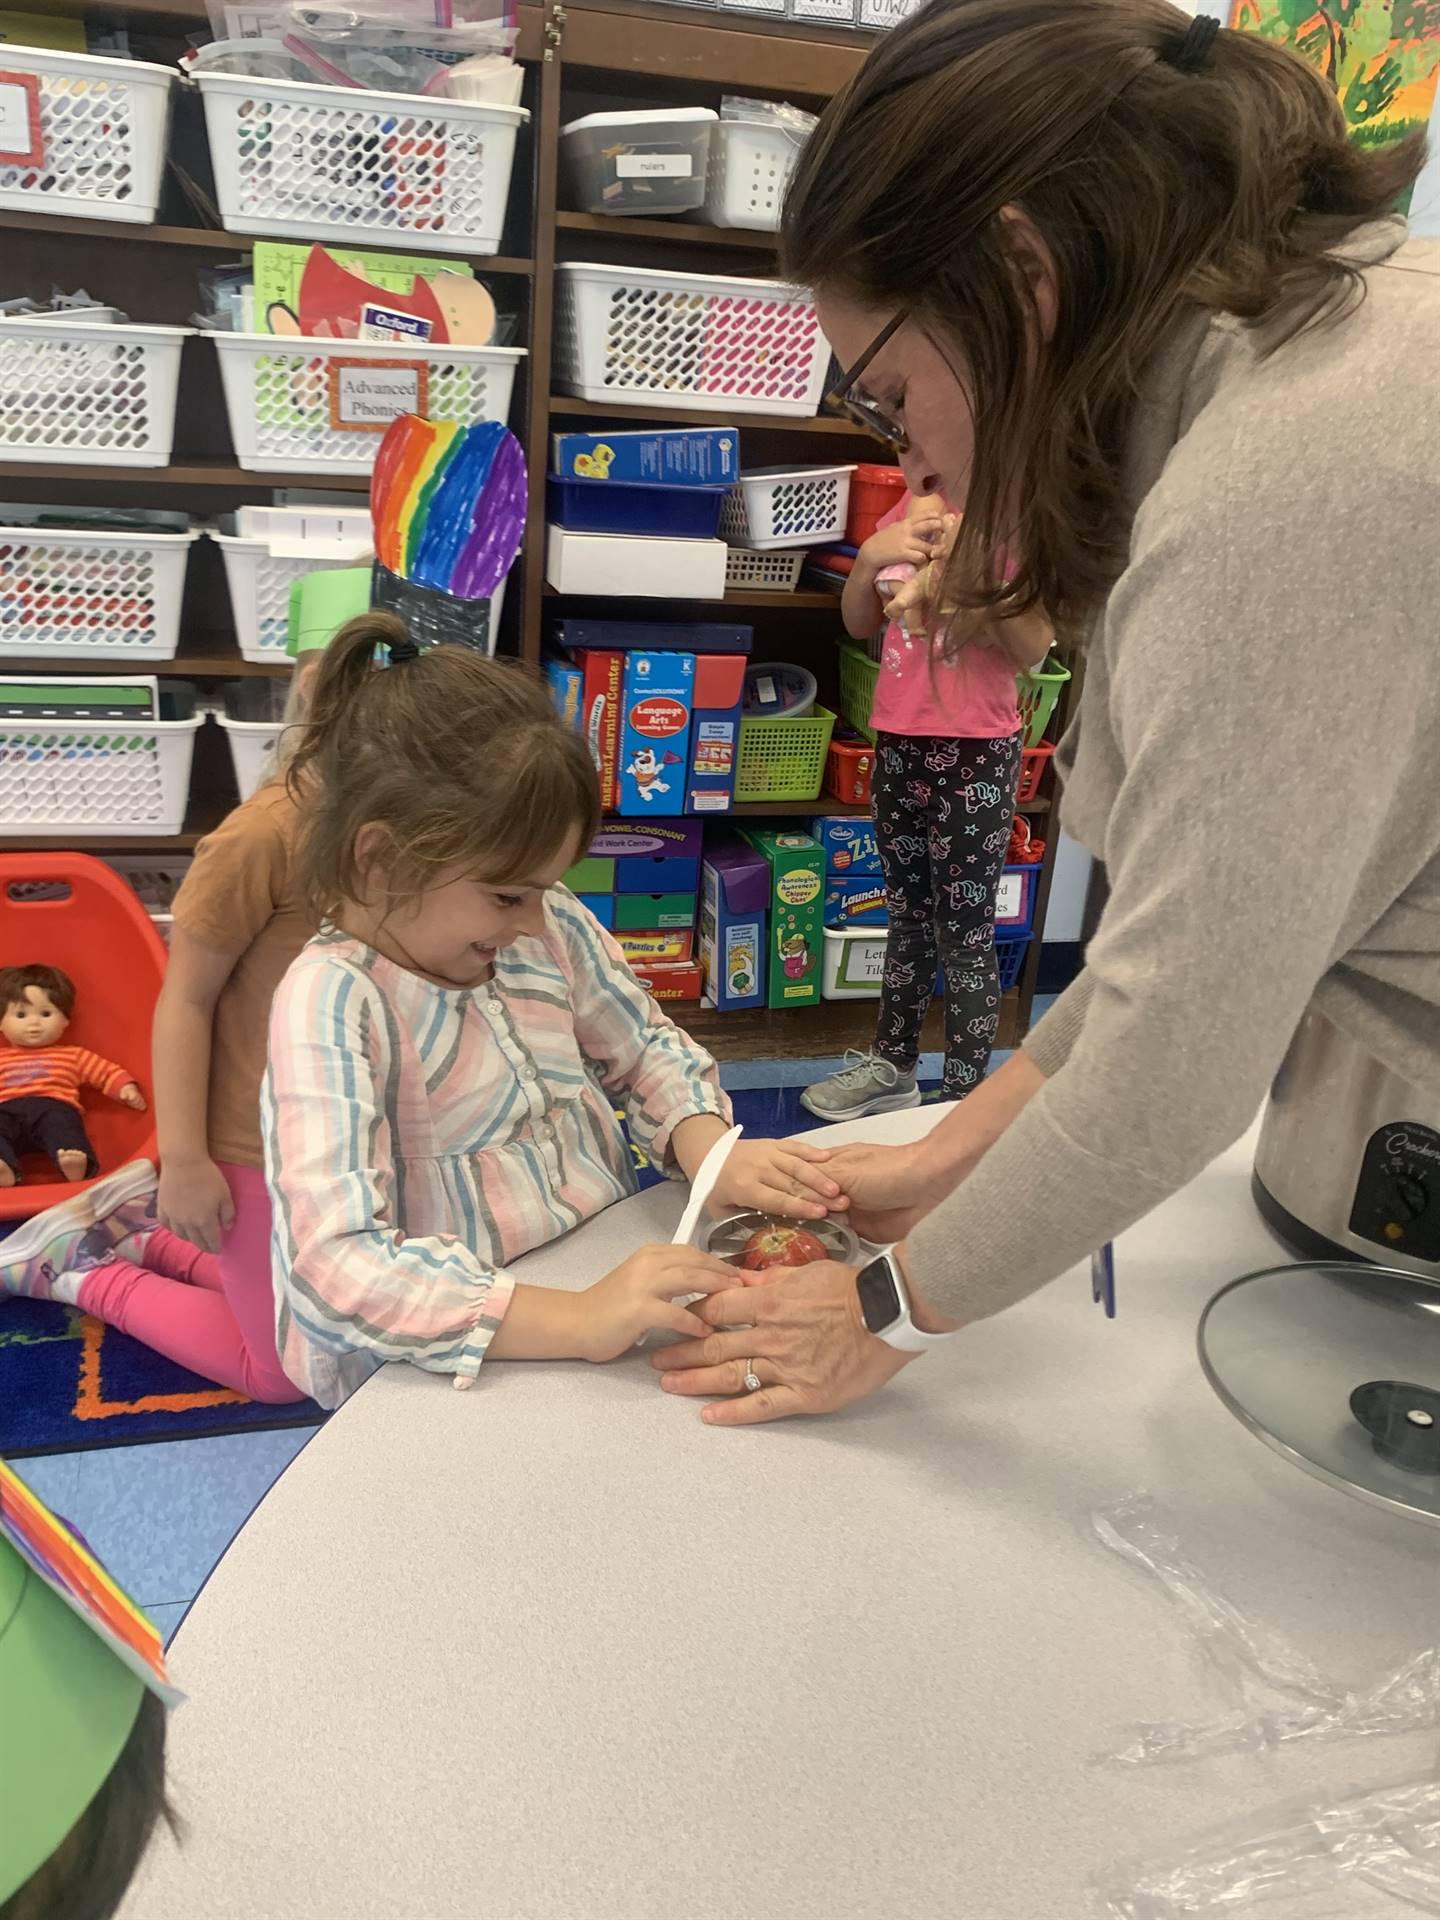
738, 828, 824, 1009
613, 892, 696, 931
564, 855, 616, 893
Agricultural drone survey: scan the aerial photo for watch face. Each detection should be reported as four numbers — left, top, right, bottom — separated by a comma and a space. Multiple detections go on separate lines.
857, 1257, 902, 1335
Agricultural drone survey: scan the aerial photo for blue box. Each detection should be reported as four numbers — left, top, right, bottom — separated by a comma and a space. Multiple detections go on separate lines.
590, 820, 705, 894
545, 656, 583, 729
700, 836, 769, 1012
546, 477, 728, 539
552, 619, 752, 656
811, 815, 881, 876
616, 652, 694, 818
824, 872, 889, 929
550, 427, 740, 488
616, 854, 699, 893
576, 893, 615, 929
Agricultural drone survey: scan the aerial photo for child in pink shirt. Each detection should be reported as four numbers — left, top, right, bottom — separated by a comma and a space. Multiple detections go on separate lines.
803, 492, 1052, 1122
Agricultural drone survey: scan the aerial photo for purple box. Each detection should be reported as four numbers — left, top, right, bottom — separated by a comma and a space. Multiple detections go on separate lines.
589, 819, 704, 894
700, 835, 769, 1011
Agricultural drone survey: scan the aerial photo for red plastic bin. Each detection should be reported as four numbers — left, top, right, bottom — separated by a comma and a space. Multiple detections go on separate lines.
825, 732, 875, 807
0, 853, 165, 1222
844, 463, 907, 547
1015, 742, 1055, 805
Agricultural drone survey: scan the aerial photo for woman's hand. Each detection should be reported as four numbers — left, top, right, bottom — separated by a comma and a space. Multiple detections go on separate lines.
652, 1261, 914, 1424
706, 1139, 844, 1222
580, 1243, 738, 1364
158, 1157, 235, 1255
820, 1141, 951, 1244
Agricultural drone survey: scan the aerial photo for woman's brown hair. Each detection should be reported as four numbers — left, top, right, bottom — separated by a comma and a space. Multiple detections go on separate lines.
287, 614, 601, 917
782, 0, 1424, 637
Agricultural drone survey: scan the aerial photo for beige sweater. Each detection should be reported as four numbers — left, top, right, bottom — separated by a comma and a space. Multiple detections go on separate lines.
908, 220, 1440, 1322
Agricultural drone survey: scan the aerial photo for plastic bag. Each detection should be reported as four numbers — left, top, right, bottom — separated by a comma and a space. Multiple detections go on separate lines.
720, 93, 817, 146
1095, 1777, 1440, 1916
1092, 1494, 1440, 1766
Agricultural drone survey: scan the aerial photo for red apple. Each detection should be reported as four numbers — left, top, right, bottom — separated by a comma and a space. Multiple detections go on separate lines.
738, 1224, 830, 1273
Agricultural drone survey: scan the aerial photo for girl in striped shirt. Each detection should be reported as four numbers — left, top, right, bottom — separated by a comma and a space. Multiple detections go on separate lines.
262, 616, 844, 1409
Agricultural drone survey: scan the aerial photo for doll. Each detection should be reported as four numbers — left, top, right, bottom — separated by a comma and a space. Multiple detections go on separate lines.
0, 965, 146, 1187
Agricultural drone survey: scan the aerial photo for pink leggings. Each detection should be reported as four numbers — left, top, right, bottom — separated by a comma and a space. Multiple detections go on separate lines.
77, 1162, 305, 1405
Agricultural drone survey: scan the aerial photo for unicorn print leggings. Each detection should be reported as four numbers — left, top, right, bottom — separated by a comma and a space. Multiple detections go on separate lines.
871, 730, 1022, 1097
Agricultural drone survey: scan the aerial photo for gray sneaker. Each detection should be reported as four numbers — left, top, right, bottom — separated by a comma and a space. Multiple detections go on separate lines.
800, 1051, 921, 1124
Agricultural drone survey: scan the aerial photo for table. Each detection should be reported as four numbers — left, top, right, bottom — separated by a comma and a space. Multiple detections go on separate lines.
123, 1112, 1439, 1920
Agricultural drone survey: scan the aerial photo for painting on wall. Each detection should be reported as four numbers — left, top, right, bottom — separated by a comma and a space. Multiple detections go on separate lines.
1229, 0, 1440, 188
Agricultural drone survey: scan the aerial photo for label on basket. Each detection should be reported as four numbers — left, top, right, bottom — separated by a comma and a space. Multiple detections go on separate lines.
995, 872, 1023, 921
328, 360, 429, 433
858, 0, 923, 23
791, 0, 855, 18
0, 72, 44, 169
615, 154, 693, 179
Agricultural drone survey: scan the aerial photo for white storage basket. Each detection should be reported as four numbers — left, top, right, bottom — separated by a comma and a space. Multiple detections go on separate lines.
0, 48, 174, 225
211, 533, 351, 662
212, 334, 525, 477
193, 72, 527, 255
217, 718, 283, 803
103, 853, 193, 942
0, 526, 196, 662
0, 701, 204, 838
0, 320, 190, 468
554, 264, 828, 417
723, 547, 806, 592
720, 465, 854, 549
700, 118, 805, 233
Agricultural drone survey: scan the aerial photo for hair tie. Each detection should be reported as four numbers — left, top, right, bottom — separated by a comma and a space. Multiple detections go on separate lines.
387, 635, 421, 666
1166, 14, 1220, 72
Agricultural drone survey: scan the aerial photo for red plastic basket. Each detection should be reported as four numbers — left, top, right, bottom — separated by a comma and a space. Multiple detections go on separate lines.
0, 853, 165, 1221
825, 733, 875, 807
844, 463, 907, 547
1016, 742, 1055, 805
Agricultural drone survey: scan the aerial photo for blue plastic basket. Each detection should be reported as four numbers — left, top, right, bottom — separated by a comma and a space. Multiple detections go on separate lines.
546, 476, 728, 538
935, 938, 1030, 998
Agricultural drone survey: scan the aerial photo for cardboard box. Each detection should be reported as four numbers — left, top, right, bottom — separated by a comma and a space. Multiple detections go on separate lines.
550, 427, 740, 488
738, 828, 824, 1008
563, 854, 615, 892
811, 815, 882, 875
616, 928, 695, 966
617, 652, 694, 818
545, 526, 727, 599
573, 650, 624, 812
576, 893, 615, 930
612, 892, 696, 931
688, 654, 747, 816
700, 836, 768, 1013
630, 959, 703, 1003
545, 655, 582, 729
553, 618, 752, 655
589, 820, 704, 895
824, 872, 889, 929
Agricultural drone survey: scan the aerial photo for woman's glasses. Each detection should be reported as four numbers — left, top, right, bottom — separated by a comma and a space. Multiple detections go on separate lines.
824, 311, 909, 450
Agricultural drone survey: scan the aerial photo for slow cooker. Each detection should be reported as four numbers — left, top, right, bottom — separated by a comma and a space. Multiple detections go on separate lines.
1253, 1008, 1440, 1279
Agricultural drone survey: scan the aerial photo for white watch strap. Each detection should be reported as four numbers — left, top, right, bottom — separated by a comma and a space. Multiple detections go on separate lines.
868, 1248, 959, 1352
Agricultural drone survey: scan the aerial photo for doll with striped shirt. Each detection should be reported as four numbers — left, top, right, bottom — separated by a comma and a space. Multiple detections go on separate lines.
0, 967, 145, 1186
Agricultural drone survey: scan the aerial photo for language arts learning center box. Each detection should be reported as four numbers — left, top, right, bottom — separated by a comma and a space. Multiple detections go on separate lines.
738, 828, 824, 1009
617, 652, 695, 818
700, 835, 769, 1013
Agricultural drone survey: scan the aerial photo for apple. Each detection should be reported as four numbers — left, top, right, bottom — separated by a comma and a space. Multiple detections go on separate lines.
738, 1224, 830, 1273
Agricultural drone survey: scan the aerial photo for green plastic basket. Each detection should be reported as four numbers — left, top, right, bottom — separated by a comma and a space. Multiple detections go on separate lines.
1017, 654, 1072, 747
736, 704, 837, 803
837, 642, 881, 744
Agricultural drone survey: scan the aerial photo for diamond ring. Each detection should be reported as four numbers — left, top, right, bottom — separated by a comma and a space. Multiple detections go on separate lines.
742, 1362, 762, 1394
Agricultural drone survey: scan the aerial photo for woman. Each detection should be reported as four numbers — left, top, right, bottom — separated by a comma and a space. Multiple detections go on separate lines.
655, 0, 1440, 1422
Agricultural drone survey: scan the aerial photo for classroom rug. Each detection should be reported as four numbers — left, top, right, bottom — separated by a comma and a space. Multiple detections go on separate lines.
0, 1084, 932, 1457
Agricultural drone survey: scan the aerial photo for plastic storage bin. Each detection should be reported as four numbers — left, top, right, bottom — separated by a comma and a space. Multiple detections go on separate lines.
546, 477, 727, 538
735, 704, 836, 804
0, 320, 190, 468
0, 48, 174, 225
0, 682, 204, 838
193, 73, 528, 255
721, 465, 854, 549
724, 548, 806, 593
217, 680, 287, 802
1017, 655, 1072, 747
0, 524, 197, 662
825, 732, 874, 806
699, 116, 805, 232
837, 640, 881, 741
846, 463, 907, 545
212, 334, 525, 476
1015, 742, 1054, 805
555, 264, 828, 416
561, 108, 716, 217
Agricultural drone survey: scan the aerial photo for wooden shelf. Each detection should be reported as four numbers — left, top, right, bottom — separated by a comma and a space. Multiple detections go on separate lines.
543, 584, 840, 609
549, 395, 866, 439
556, 212, 777, 254
0, 799, 225, 854
561, 0, 872, 96
0, 646, 287, 679
0, 460, 371, 492
0, 210, 536, 276
683, 990, 1020, 1063
730, 798, 865, 818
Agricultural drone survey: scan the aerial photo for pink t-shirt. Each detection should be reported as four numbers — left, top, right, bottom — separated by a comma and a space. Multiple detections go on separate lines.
867, 499, 1022, 740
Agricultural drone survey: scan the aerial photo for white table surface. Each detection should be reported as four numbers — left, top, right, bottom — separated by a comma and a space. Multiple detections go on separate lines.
124, 1111, 1439, 1920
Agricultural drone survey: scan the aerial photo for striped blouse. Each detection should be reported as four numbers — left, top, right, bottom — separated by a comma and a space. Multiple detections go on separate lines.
261, 890, 730, 1409
0, 1045, 132, 1112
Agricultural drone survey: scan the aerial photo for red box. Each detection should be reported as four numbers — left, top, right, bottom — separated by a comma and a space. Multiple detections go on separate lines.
572, 650, 624, 811
825, 734, 875, 807
694, 655, 746, 706
631, 959, 703, 1002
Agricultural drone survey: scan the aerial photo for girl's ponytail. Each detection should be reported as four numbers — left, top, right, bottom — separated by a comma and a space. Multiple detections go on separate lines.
286, 612, 408, 796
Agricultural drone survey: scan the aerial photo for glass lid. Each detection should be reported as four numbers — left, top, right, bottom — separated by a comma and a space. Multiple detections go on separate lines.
1198, 1261, 1440, 1529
